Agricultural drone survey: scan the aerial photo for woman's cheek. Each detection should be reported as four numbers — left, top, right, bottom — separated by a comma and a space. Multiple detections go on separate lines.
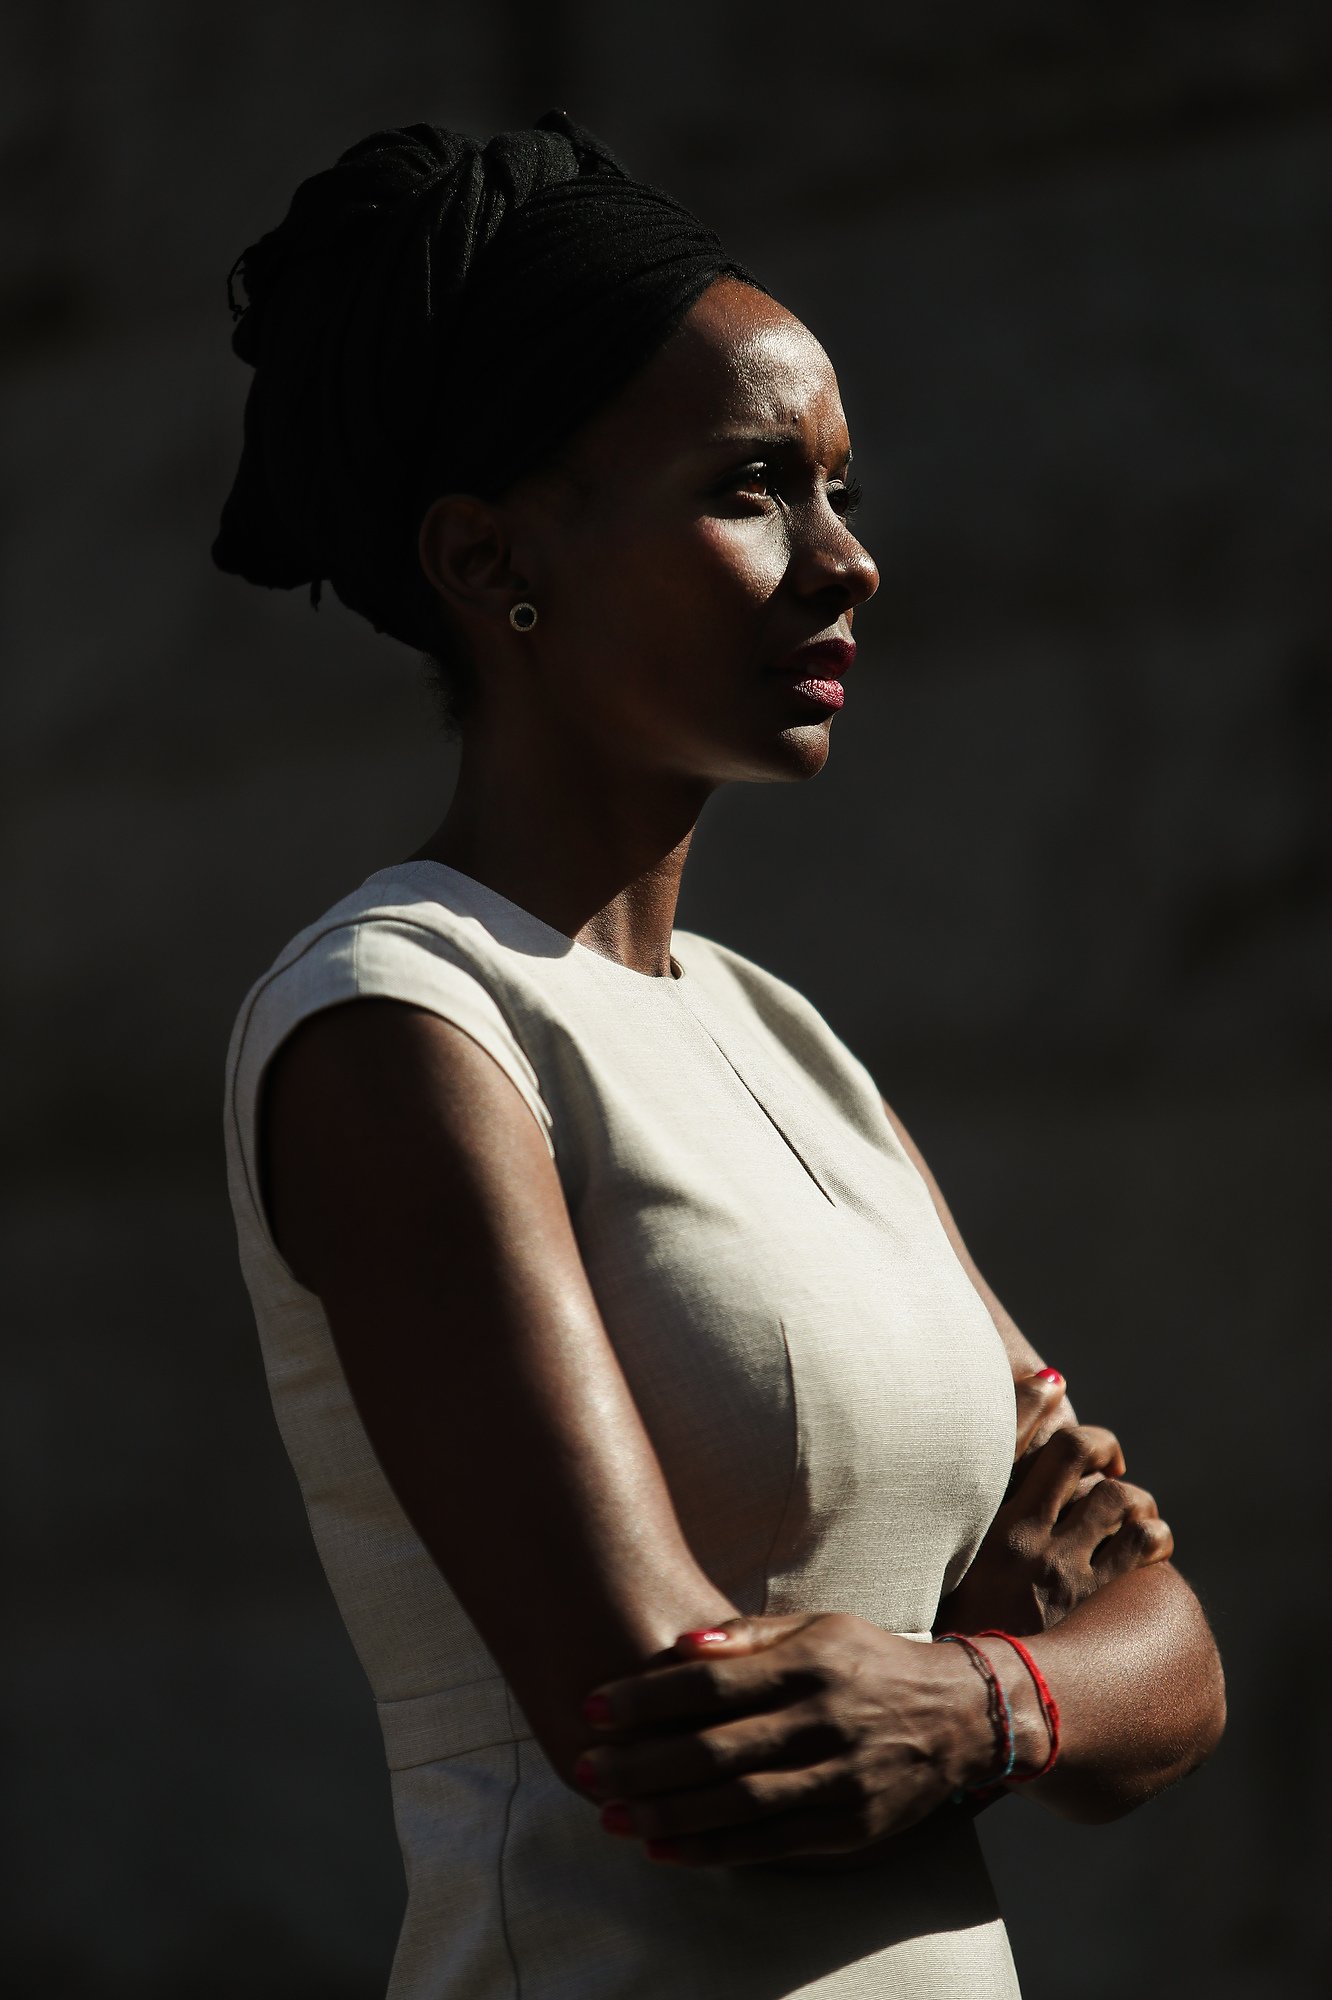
690, 518, 791, 601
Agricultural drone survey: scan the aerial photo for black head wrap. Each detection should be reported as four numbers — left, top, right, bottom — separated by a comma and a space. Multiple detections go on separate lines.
213, 108, 769, 651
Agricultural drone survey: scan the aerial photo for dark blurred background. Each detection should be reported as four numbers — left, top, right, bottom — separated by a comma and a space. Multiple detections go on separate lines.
5, 3, 1329, 1993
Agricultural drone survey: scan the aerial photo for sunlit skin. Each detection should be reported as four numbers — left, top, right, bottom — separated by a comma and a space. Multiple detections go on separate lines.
412, 275, 878, 973
262, 272, 1224, 1872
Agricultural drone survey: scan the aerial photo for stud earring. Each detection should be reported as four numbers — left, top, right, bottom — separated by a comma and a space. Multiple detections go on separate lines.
509, 601, 538, 632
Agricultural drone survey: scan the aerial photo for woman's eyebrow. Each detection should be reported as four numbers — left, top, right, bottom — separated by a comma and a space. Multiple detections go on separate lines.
705, 429, 800, 451
701, 431, 854, 472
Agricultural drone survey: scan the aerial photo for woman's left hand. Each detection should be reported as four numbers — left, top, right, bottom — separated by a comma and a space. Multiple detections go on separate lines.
575, 1611, 1007, 1869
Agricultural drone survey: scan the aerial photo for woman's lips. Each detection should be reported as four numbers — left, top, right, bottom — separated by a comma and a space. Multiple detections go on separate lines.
790, 677, 845, 709
773, 639, 854, 712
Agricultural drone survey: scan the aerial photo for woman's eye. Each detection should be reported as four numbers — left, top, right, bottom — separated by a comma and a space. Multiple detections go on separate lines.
718, 464, 863, 522
730, 463, 775, 500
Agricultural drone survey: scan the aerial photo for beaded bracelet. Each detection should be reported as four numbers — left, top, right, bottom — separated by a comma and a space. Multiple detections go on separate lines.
934, 1632, 1016, 1802
974, 1629, 1062, 1781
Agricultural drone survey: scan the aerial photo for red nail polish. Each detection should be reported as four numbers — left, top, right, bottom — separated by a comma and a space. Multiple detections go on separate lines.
601, 1801, 633, 1835
583, 1693, 612, 1725
679, 1629, 730, 1644
646, 1838, 682, 1862
573, 1756, 599, 1794
1036, 1368, 1063, 1383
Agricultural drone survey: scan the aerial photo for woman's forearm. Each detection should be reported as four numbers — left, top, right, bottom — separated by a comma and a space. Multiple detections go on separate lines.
985, 1560, 1225, 1822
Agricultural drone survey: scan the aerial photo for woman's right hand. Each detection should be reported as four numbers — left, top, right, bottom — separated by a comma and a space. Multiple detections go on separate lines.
573, 1388, 1177, 1873
934, 1371, 1174, 1639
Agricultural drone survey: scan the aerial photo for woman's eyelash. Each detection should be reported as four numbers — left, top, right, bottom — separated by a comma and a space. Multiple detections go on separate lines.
726, 465, 864, 520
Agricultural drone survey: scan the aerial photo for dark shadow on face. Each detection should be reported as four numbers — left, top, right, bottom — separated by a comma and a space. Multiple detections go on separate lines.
494, 275, 881, 789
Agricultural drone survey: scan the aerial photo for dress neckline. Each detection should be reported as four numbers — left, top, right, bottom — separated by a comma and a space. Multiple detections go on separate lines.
377, 858, 689, 986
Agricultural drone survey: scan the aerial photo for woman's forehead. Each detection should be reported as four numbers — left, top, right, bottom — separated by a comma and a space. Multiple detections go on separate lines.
683, 283, 835, 402
615, 290, 848, 463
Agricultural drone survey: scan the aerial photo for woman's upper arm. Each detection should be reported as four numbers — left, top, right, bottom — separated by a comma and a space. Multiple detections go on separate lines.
261, 996, 734, 1781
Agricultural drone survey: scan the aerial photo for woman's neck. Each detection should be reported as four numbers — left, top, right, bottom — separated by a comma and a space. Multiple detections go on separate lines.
407, 741, 714, 979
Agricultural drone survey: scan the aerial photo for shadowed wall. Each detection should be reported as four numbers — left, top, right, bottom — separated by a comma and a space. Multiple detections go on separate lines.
4, 3, 1329, 1992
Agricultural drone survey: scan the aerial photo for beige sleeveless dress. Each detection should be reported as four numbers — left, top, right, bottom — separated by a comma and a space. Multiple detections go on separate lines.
223, 860, 1022, 1998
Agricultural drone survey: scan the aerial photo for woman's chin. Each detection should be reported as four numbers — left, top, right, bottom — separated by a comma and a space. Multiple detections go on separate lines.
671, 718, 834, 786
766, 721, 835, 781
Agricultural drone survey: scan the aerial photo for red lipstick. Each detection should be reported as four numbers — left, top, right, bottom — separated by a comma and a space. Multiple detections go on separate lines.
772, 637, 855, 712
790, 677, 845, 709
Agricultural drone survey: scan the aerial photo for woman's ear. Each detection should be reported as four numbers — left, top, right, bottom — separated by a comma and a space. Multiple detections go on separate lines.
418, 493, 528, 622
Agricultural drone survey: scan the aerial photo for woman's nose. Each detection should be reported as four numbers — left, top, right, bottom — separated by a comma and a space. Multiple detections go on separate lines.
842, 536, 879, 610
798, 524, 879, 613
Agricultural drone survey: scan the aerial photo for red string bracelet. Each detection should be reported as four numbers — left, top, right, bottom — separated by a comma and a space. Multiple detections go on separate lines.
974, 1629, 1061, 1780
934, 1632, 1015, 1800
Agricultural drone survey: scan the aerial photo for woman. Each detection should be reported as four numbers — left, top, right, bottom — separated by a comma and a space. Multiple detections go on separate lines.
217, 111, 1225, 1997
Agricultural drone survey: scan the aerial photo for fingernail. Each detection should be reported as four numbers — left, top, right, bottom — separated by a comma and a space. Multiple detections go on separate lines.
573, 1755, 600, 1794
600, 1801, 634, 1835
646, 1838, 682, 1862
583, 1693, 612, 1726
1036, 1368, 1063, 1383
679, 1629, 731, 1644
